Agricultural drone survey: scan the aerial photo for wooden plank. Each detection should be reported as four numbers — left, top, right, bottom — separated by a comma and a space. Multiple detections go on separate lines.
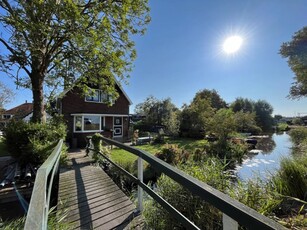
58, 150, 143, 230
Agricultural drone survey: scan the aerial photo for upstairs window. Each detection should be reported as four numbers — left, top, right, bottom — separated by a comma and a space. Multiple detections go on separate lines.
85, 89, 109, 103
2, 114, 12, 119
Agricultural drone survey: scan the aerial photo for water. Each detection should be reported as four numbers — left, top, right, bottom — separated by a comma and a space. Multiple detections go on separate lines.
236, 132, 292, 181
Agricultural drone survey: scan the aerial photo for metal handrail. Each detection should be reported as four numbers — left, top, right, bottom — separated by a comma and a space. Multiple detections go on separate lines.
24, 139, 63, 230
88, 136, 286, 230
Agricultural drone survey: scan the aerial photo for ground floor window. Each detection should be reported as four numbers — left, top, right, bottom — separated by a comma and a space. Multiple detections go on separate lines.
74, 115, 105, 132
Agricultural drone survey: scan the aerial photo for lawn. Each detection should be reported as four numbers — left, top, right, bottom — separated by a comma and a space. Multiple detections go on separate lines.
0, 137, 9, 157
110, 138, 207, 166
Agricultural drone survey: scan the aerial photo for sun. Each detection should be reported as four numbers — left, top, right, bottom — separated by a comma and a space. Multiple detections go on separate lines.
223, 36, 243, 54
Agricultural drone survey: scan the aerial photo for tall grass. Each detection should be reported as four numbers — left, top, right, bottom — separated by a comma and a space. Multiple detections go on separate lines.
143, 158, 230, 229
271, 155, 307, 201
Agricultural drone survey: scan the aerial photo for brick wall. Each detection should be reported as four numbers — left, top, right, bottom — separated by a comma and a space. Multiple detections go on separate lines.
60, 85, 130, 147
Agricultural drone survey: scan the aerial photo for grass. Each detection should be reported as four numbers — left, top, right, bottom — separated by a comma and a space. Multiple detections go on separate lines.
110, 138, 208, 166
0, 137, 9, 157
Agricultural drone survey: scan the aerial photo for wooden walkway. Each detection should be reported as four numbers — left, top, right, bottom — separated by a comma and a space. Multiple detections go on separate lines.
57, 150, 143, 230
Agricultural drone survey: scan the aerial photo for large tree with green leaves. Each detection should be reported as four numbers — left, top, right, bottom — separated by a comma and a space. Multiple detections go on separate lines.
0, 0, 150, 122
280, 26, 307, 99
135, 96, 180, 136
193, 89, 227, 110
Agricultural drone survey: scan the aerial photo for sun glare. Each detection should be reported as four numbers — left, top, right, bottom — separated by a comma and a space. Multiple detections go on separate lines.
223, 36, 243, 54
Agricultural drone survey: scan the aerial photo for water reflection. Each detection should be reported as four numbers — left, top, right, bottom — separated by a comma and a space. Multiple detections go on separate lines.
236, 132, 292, 181
254, 136, 276, 154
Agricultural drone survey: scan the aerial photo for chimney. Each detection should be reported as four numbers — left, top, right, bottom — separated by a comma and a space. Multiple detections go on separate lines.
25, 100, 27, 103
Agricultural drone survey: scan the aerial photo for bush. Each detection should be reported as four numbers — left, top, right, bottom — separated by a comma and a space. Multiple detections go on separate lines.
4, 120, 66, 165
289, 127, 307, 146
276, 123, 289, 132
143, 159, 230, 229
271, 156, 307, 201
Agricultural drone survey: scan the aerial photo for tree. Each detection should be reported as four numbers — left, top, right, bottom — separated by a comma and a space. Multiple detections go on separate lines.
280, 26, 307, 99
207, 109, 236, 146
0, 82, 14, 109
135, 96, 180, 136
0, 0, 150, 122
254, 100, 274, 131
193, 89, 227, 110
234, 111, 261, 134
180, 97, 214, 137
230, 97, 253, 113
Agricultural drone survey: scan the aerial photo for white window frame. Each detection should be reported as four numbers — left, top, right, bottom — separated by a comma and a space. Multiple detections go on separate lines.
85, 89, 109, 104
73, 114, 105, 133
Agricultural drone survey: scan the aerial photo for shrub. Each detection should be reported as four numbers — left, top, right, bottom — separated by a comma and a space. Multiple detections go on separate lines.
228, 179, 282, 216
271, 156, 307, 201
276, 123, 289, 132
289, 127, 307, 146
4, 120, 66, 165
143, 159, 230, 229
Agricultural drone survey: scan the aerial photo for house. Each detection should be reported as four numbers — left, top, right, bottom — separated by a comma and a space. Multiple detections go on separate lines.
58, 83, 132, 148
0, 102, 33, 130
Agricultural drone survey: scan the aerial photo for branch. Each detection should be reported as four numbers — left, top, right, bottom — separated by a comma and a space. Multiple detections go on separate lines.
0, 38, 31, 76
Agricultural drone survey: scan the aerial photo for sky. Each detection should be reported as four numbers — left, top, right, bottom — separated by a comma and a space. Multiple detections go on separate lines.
1, 0, 307, 117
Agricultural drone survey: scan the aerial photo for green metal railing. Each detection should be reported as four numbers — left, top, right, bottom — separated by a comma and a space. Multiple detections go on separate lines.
87, 136, 286, 230
24, 139, 63, 230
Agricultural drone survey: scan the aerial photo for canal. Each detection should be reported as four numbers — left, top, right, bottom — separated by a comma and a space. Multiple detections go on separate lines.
236, 132, 292, 180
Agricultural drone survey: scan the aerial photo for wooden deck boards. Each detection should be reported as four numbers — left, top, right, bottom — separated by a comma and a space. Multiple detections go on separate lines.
58, 150, 143, 230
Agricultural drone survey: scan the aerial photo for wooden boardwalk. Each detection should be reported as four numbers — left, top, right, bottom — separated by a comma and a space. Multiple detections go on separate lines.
57, 150, 143, 230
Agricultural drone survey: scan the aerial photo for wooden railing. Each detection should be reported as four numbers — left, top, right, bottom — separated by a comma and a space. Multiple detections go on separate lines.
24, 139, 63, 230
87, 136, 285, 230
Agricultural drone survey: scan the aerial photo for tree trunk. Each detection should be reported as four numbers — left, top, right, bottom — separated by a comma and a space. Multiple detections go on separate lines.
31, 71, 45, 123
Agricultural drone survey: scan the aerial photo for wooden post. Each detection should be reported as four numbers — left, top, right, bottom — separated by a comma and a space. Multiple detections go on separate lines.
223, 213, 238, 230
137, 156, 143, 212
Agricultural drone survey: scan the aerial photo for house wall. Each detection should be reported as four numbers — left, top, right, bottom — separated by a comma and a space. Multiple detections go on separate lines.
61, 86, 130, 148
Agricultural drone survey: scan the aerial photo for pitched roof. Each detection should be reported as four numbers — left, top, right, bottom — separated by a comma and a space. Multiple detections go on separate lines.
59, 78, 132, 105
4, 103, 33, 118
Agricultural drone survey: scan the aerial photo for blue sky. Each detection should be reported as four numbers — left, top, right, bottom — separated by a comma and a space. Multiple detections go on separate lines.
2, 1, 307, 116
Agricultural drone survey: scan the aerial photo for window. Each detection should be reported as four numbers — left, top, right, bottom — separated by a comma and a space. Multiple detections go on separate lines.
74, 115, 105, 132
85, 89, 109, 103
2, 114, 12, 119
84, 115, 100, 131
75, 116, 82, 131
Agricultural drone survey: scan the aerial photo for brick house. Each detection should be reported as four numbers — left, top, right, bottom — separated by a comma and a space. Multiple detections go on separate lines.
58, 83, 132, 148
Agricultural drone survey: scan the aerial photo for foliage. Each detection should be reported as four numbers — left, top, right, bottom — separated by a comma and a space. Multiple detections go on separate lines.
289, 127, 307, 145
0, 82, 14, 109
135, 96, 180, 136
193, 89, 227, 110
230, 97, 254, 113
4, 119, 66, 164
0, 0, 150, 122
253, 100, 274, 132
280, 26, 307, 99
143, 159, 230, 229
0, 202, 72, 229
155, 144, 190, 165
292, 117, 303, 126
207, 109, 235, 144
276, 123, 289, 132
230, 98, 273, 132
0, 136, 8, 157
180, 97, 214, 138
271, 155, 307, 201
234, 111, 261, 134
274, 114, 283, 122
229, 179, 282, 216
